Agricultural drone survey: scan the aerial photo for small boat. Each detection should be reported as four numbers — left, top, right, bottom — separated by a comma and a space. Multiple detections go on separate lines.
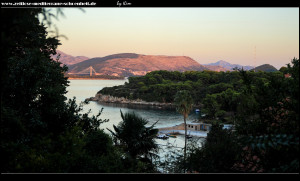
168, 134, 177, 138
195, 109, 200, 113
156, 134, 169, 139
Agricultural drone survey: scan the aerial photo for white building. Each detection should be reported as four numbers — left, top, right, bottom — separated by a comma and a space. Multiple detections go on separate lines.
186, 122, 212, 131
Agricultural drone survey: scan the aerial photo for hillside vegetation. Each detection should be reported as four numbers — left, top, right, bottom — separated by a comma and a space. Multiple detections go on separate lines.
99, 59, 299, 172
99, 68, 293, 122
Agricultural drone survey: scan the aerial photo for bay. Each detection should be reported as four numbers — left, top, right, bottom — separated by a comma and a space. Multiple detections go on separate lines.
65, 79, 204, 152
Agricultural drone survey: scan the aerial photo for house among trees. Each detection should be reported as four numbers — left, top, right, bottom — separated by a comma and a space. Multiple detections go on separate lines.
187, 122, 212, 131
284, 73, 291, 78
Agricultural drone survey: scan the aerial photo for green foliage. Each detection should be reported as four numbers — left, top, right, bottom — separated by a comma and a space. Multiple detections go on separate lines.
1, 8, 136, 173
173, 90, 194, 171
233, 58, 299, 173
99, 58, 299, 173
238, 133, 299, 173
202, 94, 223, 119
169, 58, 299, 173
279, 66, 288, 74
186, 123, 241, 173
107, 111, 159, 172
174, 90, 193, 119
99, 70, 244, 106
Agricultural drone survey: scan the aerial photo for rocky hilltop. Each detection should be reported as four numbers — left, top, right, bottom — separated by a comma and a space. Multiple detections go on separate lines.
68, 53, 208, 77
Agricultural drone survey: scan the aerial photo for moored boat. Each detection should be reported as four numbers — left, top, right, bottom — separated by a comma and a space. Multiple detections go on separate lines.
166, 133, 177, 138
156, 134, 169, 139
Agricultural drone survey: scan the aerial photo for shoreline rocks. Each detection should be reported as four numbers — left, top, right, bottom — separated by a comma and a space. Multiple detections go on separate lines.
86, 93, 177, 109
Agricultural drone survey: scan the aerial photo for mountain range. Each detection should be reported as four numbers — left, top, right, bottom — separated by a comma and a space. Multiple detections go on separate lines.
67, 53, 208, 77
203, 60, 254, 71
54, 50, 276, 77
51, 50, 89, 65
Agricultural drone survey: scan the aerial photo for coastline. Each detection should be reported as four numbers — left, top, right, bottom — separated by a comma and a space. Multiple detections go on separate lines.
86, 93, 177, 109
86, 93, 207, 137
86, 93, 202, 109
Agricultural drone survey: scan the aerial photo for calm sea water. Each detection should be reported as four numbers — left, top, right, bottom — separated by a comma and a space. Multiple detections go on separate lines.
65, 79, 204, 151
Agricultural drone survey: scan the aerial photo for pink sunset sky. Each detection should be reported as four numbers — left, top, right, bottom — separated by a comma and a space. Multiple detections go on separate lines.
45, 8, 299, 69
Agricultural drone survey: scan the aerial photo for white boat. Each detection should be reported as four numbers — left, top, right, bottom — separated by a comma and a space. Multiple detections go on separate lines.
156, 134, 169, 139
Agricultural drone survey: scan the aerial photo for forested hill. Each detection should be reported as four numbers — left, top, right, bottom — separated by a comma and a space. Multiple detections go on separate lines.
251, 64, 278, 72
67, 53, 208, 77
98, 69, 285, 106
